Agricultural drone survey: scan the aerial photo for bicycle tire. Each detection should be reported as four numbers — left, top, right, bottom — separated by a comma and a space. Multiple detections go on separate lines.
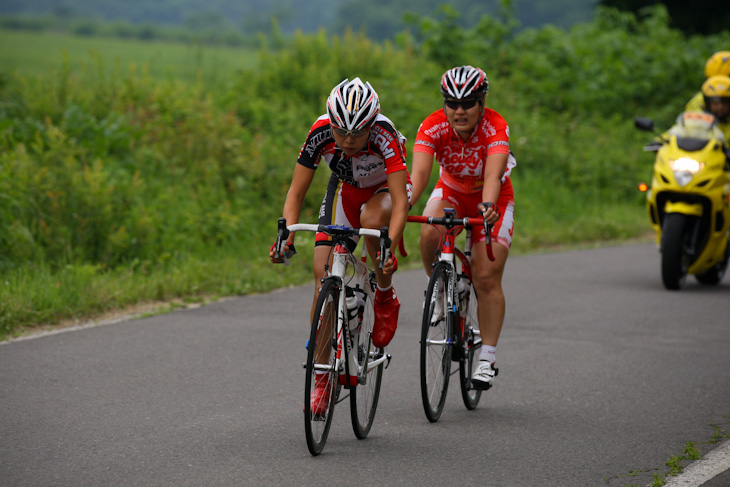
350, 273, 383, 439
420, 262, 452, 422
458, 277, 482, 410
304, 278, 339, 456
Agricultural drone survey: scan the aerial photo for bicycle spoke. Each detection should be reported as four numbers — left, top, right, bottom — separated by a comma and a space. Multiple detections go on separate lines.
350, 279, 383, 439
420, 262, 452, 422
304, 279, 339, 455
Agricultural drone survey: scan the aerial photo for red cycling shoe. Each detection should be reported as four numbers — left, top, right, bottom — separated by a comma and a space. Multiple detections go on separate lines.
309, 373, 332, 417
373, 286, 400, 348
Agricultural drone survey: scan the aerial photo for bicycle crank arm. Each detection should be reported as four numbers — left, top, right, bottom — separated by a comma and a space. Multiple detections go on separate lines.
303, 363, 336, 373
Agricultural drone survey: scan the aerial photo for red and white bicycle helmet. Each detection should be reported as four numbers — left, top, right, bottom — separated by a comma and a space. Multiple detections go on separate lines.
326, 77, 380, 131
440, 65, 489, 99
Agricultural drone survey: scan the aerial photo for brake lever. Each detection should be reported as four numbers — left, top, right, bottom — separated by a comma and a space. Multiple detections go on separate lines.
379, 227, 391, 269
275, 217, 291, 266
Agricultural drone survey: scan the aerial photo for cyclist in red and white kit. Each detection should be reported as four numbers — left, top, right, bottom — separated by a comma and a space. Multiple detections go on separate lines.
270, 77, 411, 366
411, 66, 516, 390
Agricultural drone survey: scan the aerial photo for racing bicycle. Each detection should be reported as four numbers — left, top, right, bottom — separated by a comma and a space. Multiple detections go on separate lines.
274, 218, 393, 455
407, 208, 495, 422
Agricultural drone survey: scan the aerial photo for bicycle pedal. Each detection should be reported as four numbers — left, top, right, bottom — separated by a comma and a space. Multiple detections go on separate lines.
471, 381, 492, 391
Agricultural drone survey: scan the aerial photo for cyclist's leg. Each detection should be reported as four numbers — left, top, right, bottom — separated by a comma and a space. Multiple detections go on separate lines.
360, 185, 408, 349
470, 241, 508, 348
469, 180, 514, 350
310, 245, 332, 320
360, 189, 392, 288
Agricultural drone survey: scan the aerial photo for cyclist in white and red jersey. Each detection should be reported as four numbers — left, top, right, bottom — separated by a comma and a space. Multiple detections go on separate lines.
270, 77, 411, 364
411, 65, 516, 390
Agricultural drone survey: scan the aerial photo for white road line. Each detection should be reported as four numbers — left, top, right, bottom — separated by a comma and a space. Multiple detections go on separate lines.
659, 440, 730, 487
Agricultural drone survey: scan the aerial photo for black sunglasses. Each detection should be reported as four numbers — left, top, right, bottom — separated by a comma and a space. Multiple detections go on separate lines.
444, 98, 480, 110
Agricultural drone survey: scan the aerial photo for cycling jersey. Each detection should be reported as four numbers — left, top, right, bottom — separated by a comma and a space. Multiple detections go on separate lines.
413, 108, 516, 193
298, 113, 409, 188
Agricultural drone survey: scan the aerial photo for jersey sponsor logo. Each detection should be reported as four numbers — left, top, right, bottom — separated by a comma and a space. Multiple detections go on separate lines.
415, 140, 436, 150
356, 161, 381, 173
423, 121, 451, 139
481, 120, 497, 137
304, 128, 330, 158
487, 140, 509, 149
373, 132, 396, 159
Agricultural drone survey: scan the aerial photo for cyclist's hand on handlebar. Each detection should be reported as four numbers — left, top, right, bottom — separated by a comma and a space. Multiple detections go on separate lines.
478, 201, 501, 224
269, 241, 296, 264
377, 251, 398, 275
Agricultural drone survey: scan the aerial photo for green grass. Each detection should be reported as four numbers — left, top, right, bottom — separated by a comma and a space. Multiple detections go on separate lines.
608, 416, 730, 486
0, 25, 655, 339
0, 29, 257, 88
0, 243, 317, 339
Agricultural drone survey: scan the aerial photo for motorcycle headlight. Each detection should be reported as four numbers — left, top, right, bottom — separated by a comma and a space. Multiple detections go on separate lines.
669, 157, 703, 186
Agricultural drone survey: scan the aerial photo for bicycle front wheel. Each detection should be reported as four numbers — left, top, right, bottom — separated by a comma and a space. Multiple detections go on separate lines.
350, 273, 383, 439
420, 262, 452, 422
459, 278, 482, 410
304, 278, 339, 456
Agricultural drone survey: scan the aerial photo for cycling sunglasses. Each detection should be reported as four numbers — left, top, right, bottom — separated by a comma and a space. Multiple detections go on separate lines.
444, 98, 480, 110
331, 125, 371, 138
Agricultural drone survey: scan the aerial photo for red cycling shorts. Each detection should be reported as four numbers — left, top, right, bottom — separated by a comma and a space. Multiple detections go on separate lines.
426, 177, 514, 249
316, 174, 413, 251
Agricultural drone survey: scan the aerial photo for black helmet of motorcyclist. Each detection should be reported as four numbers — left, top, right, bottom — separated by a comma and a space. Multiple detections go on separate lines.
702, 75, 730, 123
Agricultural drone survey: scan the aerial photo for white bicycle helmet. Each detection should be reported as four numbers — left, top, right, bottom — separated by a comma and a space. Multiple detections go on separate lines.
326, 78, 380, 131
440, 65, 489, 99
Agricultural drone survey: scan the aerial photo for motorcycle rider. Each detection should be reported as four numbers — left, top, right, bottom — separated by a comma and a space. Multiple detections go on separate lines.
685, 51, 730, 112
700, 75, 730, 142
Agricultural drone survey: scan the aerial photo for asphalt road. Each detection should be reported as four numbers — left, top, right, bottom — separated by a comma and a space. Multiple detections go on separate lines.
1, 243, 729, 487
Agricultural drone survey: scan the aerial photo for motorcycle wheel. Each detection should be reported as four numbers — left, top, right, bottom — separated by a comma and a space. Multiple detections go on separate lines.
661, 213, 690, 290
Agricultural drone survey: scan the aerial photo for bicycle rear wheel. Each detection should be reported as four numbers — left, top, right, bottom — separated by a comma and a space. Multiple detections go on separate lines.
350, 273, 383, 439
420, 262, 452, 422
304, 278, 339, 456
458, 278, 482, 410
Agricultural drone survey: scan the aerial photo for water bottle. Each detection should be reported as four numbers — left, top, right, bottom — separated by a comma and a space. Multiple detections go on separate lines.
346, 286, 366, 335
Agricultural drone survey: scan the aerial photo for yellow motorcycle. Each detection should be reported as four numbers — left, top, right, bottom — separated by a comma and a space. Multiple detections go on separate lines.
635, 111, 730, 290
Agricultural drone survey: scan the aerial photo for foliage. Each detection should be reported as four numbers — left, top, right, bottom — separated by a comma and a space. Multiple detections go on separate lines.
1, 0, 596, 40
407, 4, 730, 123
599, 0, 730, 36
1, 5, 728, 335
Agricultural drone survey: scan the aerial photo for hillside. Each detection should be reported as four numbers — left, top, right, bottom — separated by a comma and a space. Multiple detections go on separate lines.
0, 0, 598, 39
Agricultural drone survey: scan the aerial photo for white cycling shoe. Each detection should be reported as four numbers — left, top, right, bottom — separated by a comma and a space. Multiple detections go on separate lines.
428, 284, 445, 324
472, 360, 498, 390
430, 297, 444, 324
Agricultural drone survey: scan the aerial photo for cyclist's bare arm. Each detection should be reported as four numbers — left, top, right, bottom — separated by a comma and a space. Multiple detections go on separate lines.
269, 164, 316, 264
479, 153, 508, 224
383, 169, 409, 275
410, 151, 434, 206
